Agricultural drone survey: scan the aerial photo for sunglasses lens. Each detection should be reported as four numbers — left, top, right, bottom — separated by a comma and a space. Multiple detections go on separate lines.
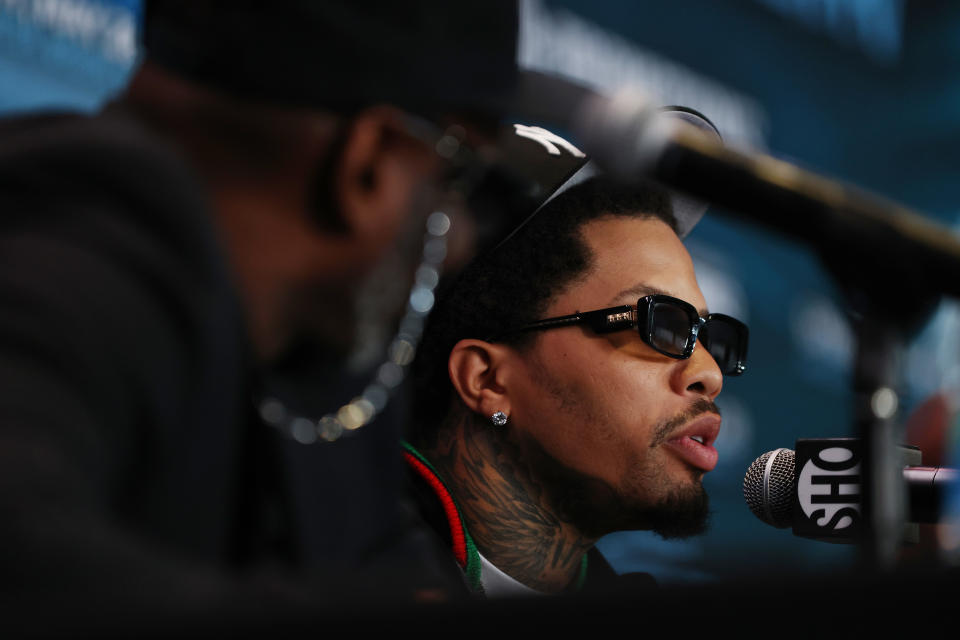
700, 317, 746, 375
649, 301, 694, 355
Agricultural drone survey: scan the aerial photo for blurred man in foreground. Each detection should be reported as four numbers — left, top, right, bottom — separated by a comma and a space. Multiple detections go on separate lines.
0, 0, 584, 631
407, 175, 749, 595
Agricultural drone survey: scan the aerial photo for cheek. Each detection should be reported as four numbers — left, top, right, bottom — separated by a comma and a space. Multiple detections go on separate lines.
517, 347, 666, 482
594, 362, 664, 454
568, 345, 665, 424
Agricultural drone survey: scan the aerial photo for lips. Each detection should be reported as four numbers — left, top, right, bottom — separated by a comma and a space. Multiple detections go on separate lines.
662, 413, 721, 472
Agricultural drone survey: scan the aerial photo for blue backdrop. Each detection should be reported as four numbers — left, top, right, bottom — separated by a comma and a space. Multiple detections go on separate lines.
3, 0, 959, 583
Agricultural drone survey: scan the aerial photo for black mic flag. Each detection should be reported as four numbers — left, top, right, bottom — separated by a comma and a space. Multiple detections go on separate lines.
744, 439, 960, 543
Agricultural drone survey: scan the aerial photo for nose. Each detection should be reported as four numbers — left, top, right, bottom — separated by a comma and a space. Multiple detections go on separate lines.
672, 341, 723, 400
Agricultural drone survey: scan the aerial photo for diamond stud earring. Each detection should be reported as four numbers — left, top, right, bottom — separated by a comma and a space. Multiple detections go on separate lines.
490, 411, 508, 427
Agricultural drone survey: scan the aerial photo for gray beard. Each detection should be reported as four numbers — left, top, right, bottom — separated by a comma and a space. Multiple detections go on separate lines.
344, 239, 420, 373
343, 201, 432, 374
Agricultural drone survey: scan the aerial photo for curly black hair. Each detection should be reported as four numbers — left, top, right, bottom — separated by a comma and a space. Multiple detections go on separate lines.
409, 176, 679, 447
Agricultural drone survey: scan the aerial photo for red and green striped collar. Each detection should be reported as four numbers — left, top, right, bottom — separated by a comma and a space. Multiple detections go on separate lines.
402, 441, 587, 594
402, 441, 483, 591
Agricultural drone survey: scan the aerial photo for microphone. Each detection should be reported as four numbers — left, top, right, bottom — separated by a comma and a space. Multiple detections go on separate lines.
743, 448, 959, 530
743, 448, 796, 529
572, 91, 960, 299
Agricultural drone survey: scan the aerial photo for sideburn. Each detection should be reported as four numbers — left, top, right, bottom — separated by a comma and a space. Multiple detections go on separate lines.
308, 119, 353, 233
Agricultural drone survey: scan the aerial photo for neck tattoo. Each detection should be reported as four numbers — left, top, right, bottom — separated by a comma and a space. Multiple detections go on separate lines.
426, 418, 594, 593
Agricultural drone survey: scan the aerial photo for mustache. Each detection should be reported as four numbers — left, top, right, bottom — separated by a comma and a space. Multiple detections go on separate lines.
650, 397, 721, 448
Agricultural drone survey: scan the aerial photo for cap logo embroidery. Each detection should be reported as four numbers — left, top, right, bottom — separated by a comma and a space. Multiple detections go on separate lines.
513, 124, 585, 158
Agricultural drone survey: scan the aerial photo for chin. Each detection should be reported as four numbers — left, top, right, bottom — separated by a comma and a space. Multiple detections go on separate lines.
647, 482, 711, 539
573, 475, 710, 540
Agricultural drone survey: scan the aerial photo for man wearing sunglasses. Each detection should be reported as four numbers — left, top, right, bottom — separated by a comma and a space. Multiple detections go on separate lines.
407, 175, 748, 596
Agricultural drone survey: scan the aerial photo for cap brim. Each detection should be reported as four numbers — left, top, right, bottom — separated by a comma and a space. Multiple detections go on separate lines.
495, 70, 721, 239
464, 71, 723, 254
657, 105, 722, 237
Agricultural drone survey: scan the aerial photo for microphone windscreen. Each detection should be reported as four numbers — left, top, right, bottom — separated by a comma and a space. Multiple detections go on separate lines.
743, 448, 795, 528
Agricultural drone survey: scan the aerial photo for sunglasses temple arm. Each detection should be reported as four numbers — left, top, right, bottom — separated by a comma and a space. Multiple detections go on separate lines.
526, 307, 638, 334
500, 305, 636, 338
518, 313, 585, 333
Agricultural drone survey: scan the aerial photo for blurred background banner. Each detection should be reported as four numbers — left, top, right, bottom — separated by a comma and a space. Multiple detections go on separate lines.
5, 0, 959, 583
0, 0, 138, 112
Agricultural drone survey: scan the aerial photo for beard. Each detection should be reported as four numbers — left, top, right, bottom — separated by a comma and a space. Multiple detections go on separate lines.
634, 475, 710, 539
627, 396, 720, 539
279, 190, 430, 370
555, 459, 710, 540
341, 222, 424, 371
513, 362, 718, 540
503, 423, 711, 541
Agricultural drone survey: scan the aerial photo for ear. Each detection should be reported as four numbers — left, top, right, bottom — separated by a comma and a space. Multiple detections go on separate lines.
447, 339, 516, 420
334, 106, 436, 241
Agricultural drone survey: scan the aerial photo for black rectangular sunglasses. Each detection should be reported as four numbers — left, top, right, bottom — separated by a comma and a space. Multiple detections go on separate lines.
512, 294, 748, 376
